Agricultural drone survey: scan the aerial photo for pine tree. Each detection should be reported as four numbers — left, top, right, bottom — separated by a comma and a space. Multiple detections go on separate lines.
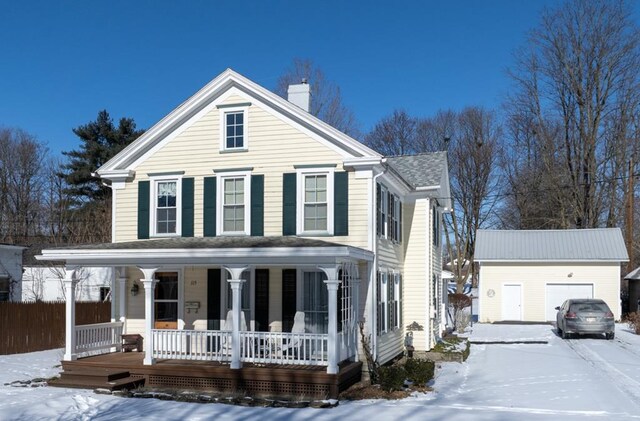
62, 110, 144, 203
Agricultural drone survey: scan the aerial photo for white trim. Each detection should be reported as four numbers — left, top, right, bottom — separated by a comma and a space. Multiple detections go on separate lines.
38, 246, 375, 266
476, 259, 628, 263
96, 69, 380, 174
219, 104, 249, 152
154, 269, 185, 330
149, 174, 183, 237
216, 170, 251, 236
296, 167, 335, 236
111, 188, 117, 243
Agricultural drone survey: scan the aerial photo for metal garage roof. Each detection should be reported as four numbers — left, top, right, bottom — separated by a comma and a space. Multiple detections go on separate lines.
475, 228, 629, 262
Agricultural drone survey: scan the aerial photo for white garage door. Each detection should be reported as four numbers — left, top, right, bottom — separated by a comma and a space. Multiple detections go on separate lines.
545, 283, 593, 321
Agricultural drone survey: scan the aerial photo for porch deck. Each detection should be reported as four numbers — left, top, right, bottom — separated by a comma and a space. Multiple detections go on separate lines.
59, 352, 362, 398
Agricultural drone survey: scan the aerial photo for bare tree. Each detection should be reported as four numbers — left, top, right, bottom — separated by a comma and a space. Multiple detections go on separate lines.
364, 110, 417, 156
275, 58, 359, 136
504, 0, 640, 229
444, 108, 503, 291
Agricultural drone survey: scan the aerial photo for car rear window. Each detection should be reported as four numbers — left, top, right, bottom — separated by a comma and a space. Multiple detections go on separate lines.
569, 302, 610, 313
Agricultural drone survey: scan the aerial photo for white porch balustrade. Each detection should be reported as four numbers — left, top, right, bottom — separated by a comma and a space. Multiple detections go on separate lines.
74, 322, 124, 355
150, 329, 329, 366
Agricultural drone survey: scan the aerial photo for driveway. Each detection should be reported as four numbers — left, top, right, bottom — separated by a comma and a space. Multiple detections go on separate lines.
2, 325, 640, 420
427, 323, 640, 420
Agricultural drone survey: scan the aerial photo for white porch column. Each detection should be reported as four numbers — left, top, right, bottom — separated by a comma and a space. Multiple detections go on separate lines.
63, 267, 78, 361
352, 277, 361, 362
140, 267, 158, 365
320, 265, 341, 375
117, 267, 127, 334
224, 265, 248, 370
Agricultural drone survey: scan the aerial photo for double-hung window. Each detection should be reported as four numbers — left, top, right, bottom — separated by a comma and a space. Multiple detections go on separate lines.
377, 183, 402, 242
216, 171, 251, 235
297, 169, 334, 235
219, 104, 249, 152
150, 175, 182, 237
376, 271, 387, 335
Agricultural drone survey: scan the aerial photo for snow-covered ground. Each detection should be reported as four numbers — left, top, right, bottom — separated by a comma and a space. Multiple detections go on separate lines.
3, 324, 640, 420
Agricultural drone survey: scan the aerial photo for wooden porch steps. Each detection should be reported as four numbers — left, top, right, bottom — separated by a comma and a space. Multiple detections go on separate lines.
50, 366, 144, 391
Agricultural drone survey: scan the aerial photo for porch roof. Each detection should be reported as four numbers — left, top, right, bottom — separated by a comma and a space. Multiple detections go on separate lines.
36, 236, 374, 266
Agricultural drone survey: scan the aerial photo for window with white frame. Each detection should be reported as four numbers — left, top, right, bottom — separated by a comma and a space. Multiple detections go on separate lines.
219, 105, 248, 151
377, 183, 402, 242
388, 273, 401, 330
151, 176, 182, 236
297, 170, 334, 235
217, 172, 250, 235
376, 271, 387, 335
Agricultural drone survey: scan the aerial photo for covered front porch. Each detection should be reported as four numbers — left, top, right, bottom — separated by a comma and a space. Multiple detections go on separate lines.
39, 237, 373, 395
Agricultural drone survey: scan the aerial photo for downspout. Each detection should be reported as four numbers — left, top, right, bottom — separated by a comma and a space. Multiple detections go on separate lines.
371, 160, 387, 358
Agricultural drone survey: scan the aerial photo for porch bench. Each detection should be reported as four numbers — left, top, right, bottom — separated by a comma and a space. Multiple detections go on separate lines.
121, 334, 143, 352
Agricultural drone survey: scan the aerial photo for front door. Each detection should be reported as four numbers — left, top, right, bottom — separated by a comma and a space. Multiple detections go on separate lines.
155, 272, 178, 329
502, 284, 522, 321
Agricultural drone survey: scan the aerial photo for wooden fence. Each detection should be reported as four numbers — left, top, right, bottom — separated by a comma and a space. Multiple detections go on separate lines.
0, 301, 111, 355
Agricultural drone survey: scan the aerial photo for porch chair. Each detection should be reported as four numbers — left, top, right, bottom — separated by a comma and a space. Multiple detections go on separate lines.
220, 310, 249, 356
279, 311, 306, 359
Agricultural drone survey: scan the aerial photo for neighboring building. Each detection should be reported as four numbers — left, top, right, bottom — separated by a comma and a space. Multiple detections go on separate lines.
475, 228, 628, 322
38, 69, 450, 397
22, 245, 113, 302
0, 244, 26, 301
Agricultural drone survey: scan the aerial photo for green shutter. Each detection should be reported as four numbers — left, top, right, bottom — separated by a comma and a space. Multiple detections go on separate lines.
282, 269, 297, 332
334, 171, 349, 236
251, 175, 264, 236
282, 173, 297, 235
181, 177, 194, 237
137, 180, 150, 239
203, 176, 217, 237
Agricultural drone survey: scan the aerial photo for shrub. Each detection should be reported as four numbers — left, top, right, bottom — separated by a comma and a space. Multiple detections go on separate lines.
378, 366, 407, 392
626, 312, 640, 334
404, 359, 434, 386
449, 293, 472, 332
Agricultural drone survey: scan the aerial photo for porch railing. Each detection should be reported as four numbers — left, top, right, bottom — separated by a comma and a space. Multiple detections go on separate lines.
151, 329, 231, 361
240, 331, 328, 365
75, 322, 123, 355
150, 329, 329, 366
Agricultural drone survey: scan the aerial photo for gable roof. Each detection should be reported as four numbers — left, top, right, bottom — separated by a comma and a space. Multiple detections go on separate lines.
475, 228, 628, 262
97, 69, 380, 176
386, 151, 447, 189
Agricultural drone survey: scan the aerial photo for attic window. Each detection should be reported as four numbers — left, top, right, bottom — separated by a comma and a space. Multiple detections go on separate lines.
219, 105, 249, 152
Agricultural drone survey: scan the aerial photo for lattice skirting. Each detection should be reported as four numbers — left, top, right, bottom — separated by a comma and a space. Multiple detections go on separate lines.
147, 375, 331, 397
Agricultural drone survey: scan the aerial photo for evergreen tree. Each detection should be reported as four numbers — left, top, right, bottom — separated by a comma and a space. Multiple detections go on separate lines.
62, 110, 144, 203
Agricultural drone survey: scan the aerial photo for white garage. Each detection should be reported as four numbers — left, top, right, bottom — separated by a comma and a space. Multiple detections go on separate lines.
475, 228, 628, 323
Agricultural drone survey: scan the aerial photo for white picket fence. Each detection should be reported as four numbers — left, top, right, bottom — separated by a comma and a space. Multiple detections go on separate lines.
151, 329, 328, 366
75, 322, 123, 354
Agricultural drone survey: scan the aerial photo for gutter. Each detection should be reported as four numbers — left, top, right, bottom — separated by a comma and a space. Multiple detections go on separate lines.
371, 160, 387, 358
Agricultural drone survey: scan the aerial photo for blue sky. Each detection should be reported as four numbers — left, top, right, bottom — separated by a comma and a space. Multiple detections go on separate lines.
0, 0, 603, 156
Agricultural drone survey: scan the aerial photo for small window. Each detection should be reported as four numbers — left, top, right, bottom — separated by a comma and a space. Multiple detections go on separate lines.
219, 105, 249, 152
377, 183, 402, 242
0, 278, 9, 301
99, 287, 111, 302
225, 111, 244, 149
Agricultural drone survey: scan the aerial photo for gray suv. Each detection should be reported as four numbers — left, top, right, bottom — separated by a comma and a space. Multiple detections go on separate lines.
555, 299, 615, 340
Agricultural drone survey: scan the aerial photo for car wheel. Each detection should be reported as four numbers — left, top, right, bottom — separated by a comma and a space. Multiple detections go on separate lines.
606, 332, 615, 340
561, 328, 569, 339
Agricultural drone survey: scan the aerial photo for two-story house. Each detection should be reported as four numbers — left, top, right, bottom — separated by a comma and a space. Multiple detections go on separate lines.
40, 69, 450, 398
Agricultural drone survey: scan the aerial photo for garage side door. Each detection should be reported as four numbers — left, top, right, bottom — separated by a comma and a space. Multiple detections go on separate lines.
545, 284, 593, 321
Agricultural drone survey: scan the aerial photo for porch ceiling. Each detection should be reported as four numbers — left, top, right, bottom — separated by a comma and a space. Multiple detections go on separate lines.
36, 236, 374, 266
